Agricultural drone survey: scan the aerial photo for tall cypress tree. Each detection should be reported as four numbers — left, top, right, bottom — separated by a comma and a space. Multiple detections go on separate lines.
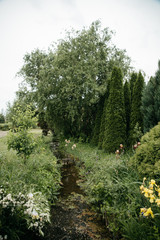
154, 61, 160, 124
102, 67, 126, 153
142, 60, 160, 133
129, 71, 144, 144
129, 72, 137, 102
98, 81, 110, 149
124, 81, 131, 146
91, 96, 105, 146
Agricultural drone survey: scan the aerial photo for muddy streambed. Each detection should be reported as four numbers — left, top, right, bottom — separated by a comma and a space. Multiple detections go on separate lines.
44, 142, 110, 240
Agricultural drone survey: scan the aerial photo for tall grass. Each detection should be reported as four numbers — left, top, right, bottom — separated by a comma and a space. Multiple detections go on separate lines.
64, 141, 157, 239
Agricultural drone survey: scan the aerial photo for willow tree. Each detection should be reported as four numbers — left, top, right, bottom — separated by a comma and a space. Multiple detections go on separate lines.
18, 21, 131, 139
102, 67, 126, 153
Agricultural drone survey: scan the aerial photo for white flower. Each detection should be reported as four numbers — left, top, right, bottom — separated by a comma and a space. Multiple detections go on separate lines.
27, 193, 33, 199
32, 209, 39, 219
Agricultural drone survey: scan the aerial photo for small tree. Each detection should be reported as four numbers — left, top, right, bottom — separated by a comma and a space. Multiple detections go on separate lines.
7, 104, 37, 161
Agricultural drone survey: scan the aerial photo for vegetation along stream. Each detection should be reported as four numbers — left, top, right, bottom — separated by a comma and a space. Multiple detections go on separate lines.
44, 141, 110, 240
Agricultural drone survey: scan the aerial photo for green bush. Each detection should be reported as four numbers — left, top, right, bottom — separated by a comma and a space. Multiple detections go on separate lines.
0, 123, 11, 131
131, 123, 160, 177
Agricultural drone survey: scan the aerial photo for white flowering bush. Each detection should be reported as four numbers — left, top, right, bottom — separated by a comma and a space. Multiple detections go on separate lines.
0, 187, 50, 239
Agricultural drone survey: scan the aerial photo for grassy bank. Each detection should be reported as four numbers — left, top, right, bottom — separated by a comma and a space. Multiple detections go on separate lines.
63, 141, 160, 240
0, 131, 61, 239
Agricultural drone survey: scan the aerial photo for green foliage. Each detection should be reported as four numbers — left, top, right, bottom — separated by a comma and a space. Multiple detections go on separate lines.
65, 142, 145, 239
124, 81, 131, 145
10, 104, 37, 131
91, 95, 105, 145
142, 61, 160, 133
129, 72, 137, 102
7, 105, 37, 159
0, 134, 60, 238
141, 77, 156, 133
102, 67, 126, 153
131, 123, 160, 178
0, 113, 5, 123
0, 123, 11, 131
129, 72, 144, 145
132, 122, 143, 144
98, 81, 110, 149
7, 130, 37, 159
38, 111, 49, 136
18, 20, 131, 139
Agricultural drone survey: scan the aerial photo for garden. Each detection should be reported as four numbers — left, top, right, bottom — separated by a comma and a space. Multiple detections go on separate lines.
1, 21, 160, 239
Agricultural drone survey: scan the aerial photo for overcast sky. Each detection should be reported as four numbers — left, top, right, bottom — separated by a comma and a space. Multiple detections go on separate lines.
0, 0, 160, 112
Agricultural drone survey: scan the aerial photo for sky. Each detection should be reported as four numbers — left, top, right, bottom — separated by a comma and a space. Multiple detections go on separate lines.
0, 0, 160, 112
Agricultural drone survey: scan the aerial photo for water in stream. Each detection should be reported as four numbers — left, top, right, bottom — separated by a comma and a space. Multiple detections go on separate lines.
44, 143, 110, 240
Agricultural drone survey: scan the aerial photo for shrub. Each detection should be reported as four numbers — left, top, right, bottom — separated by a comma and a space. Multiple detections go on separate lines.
0, 113, 5, 123
0, 188, 50, 239
0, 123, 11, 131
7, 104, 37, 160
131, 123, 160, 177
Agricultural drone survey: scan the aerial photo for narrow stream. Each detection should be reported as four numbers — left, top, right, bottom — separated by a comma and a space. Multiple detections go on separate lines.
44, 142, 110, 240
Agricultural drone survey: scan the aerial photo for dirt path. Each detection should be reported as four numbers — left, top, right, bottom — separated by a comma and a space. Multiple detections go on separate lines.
0, 131, 8, 138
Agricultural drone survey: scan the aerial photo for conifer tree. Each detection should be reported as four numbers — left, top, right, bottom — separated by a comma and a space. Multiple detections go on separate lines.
102, 67, 126, 153
129, 71, 144, 144
154, 60, 160, 124
91, 96, 105, 145
129, 72, 137, 102
142, 60, 160, 133
124, 81, 131, 145
98, 81, 110, 149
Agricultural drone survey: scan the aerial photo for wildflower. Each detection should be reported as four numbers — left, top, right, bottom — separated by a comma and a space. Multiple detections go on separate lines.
32, 209, 39, 219
115, 150, 120, 154
155, 198, 160, 206
140, 185, 144, 191
150, 179, 156, 185
143, 187, 149, 194
120, 144, 123, 149
72, 144, 76, 150
65, 144, 68, 147
143, 177, 146, 182
133, 144, 137, 150
137, 142, 141, 146
149, 194, 155, 203
143, 207, 154, 218
149, 184, 153, 190
140, 207, 147, 216
156, 187, 160, 196
27, 193, 33, 199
